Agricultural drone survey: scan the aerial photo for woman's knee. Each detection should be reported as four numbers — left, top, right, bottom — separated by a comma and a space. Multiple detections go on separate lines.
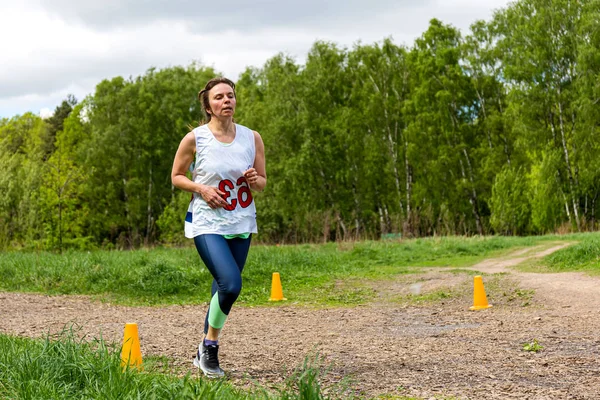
221, 279, 242, 301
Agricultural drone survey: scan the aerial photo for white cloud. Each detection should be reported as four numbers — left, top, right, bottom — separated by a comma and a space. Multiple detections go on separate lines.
0, 0, 513, 119
39, 108, 53, 119
0, 84, 86, 119
24, 0, 416, 32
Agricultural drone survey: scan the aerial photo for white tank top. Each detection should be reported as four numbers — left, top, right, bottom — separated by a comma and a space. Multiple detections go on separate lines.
184, 124, 258, 238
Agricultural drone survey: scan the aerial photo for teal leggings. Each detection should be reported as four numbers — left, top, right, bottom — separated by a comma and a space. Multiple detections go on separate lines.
193, 234, 252, 334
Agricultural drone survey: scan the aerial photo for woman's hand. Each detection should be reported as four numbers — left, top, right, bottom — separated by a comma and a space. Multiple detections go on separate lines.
198, 184, 228, 209
243, 168, 260, 186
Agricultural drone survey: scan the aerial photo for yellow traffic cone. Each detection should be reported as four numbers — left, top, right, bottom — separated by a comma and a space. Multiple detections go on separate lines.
268, 272, 287, 301
470, 275, 492, 310
121, 323, 143, 370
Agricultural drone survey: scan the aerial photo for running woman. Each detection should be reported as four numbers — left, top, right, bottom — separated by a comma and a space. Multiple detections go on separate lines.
171, 77, 266, 378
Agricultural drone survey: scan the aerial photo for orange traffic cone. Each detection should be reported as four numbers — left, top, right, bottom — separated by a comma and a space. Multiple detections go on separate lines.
470, 275, 492, 310
268, 272, 287, 301
121, 323, 143, 370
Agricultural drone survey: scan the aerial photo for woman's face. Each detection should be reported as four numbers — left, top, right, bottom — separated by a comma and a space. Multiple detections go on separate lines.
207, 83, 236, 118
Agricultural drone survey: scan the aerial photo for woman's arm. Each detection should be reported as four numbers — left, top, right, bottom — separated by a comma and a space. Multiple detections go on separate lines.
171, 132, 227, 209
244, 131, 267, 192
171, 132, 198, 192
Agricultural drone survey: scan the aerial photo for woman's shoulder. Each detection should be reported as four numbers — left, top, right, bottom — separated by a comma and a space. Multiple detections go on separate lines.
192, 124, 211, 137
235, 123, 253, 132
235, 123, 258, 139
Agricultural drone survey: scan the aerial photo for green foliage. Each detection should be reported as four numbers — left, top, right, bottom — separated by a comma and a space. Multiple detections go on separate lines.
489, 166, 531, 235
0, 113, 47, 247
529, 150, 565, 233
41, 94, 77, 158
493, 0, 600, 232
522, 339, 543, 352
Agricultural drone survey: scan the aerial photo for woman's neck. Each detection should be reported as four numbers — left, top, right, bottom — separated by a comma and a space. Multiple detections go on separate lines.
207, 117, 235, 136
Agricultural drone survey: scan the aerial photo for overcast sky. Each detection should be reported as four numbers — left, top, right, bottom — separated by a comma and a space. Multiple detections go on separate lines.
0, 0, 511, 119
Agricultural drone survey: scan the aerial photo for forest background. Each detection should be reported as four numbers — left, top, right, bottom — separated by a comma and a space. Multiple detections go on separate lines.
1, 0, 599, 251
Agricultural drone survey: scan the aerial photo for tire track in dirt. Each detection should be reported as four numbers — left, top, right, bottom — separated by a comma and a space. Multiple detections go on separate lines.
467, 242, 573, 274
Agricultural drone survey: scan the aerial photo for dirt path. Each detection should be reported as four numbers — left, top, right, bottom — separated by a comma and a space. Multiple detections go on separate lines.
1, 242, 600, 399
467, 242, 600, 309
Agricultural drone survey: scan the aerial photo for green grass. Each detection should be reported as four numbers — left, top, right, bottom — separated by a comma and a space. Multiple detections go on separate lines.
0, 328, 347, 400
0, 328, 253, 399
522, 339, 544, 353
0, 234, 589, 307
540, 233, 600, 273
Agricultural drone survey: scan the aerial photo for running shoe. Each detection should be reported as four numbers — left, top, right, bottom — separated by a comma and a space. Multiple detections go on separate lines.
193, 342, 225, 378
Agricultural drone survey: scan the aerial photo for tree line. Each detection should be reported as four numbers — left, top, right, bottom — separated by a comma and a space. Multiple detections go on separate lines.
1, 0, 599, 250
